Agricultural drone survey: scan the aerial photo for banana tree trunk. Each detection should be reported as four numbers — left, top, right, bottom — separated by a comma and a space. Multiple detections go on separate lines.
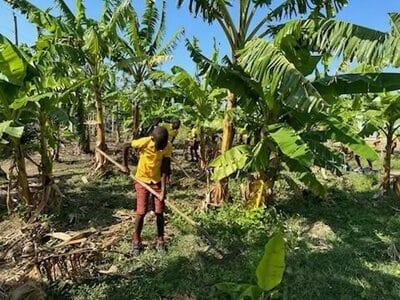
212, 91, 236, 205
132, 102, 140, 138
113, 102, 121, 144
76, 92, 90, 153
382, 123, 395, 193
94, 81, 106, 173
246, 170, 276, 208
54, 125, 61, 161
38, 111, 53, 187
38, 111, 55, 207
199, 126, 206, 169
12, 139, 31, 205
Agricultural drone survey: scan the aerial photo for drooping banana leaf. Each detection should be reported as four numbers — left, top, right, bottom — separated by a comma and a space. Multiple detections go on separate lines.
238, 38, 327, 112
313, 73, 400, 96
0, 120, 24, 139
269, 125, 314, 168
284, 157, 327, 198
210, 145, 252, 181
0, 34, 27, 86
323, 117, 379, 161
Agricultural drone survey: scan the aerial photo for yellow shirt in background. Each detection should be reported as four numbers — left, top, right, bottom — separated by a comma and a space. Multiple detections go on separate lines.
190, 128, 198, 139
160, 122, 179, 142
131, 137, 172, 184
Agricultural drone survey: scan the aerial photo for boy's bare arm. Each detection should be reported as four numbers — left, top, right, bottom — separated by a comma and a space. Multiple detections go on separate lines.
160, 174, 166, 201
121, 143, 131, 174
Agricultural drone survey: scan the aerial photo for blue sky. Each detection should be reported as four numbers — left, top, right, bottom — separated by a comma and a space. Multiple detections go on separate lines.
1, 0, 400, 73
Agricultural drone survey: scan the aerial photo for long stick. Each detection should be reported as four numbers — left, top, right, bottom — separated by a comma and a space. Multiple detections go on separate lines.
96, 148, 221, 249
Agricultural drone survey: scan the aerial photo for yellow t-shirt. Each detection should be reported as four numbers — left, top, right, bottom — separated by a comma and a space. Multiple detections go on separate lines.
160, 122, 179, 142
190, 128, 198, 139
131, 136, 172, 184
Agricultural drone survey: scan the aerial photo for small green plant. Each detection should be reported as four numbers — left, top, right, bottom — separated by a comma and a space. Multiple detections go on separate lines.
216, 233, 285, 299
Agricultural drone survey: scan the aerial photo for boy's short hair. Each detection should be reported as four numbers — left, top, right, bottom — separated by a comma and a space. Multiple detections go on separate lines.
152, 126, 169, 150
171, 118, 181, 129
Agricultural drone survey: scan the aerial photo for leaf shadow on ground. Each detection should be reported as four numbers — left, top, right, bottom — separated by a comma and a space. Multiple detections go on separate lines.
53, 171, 134, 231
276, 186, 400, 299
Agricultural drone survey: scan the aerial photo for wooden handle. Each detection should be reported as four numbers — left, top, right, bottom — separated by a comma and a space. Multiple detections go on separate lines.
95, 147, 222, 251
96, 147, 162, 199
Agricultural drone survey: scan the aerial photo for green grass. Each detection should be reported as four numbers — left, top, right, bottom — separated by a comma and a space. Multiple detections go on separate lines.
15, 156, 400, 299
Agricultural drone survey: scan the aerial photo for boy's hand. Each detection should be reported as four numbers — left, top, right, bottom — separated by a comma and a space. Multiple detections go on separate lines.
121, 166, 130, 174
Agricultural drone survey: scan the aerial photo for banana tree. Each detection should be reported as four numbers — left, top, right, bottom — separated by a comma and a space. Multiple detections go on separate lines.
273, 13, 400, 194
6, 0, 130, 173
170, 65, 225, 169
206, 31, 400, 206
356, 94, 400, 193
0, 34, 37, 205
177, 0, 348, 204
114, 0, 183, 138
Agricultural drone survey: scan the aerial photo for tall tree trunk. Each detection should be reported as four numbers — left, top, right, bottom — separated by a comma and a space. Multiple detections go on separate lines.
132, 102, 140, 138
12, 139, 31, 205
94, 80, 107, 173
382, 123, 395, 193
211, 91, 236, 205
76, 92, 90, 153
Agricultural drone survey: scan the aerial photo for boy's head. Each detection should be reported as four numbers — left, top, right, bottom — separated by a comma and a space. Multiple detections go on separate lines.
171, 118, 181, 130
152, 126, 169, 150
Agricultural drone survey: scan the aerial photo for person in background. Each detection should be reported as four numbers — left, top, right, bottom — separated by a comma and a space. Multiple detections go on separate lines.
160, 118, 181, 144
121, 126, 172, 255
189, 126, 199, 162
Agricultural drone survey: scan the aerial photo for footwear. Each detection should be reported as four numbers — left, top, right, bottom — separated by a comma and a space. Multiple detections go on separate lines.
131, 241, 144, 256
156, 241, 167, 253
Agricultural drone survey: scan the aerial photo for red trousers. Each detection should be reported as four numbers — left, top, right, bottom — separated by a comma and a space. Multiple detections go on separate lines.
134, 182, 164, 215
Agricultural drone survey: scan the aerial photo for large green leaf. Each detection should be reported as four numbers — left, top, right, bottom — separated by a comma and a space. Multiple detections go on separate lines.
238, 38, 327, 112
324, 117, 379, 161
314, 73, 400, 96
0, 34, 27, 86
10, 92, 53, 110
269, 126, 314, 168
389, 13, 400, 38
210, 145, 251, 181
0, 120, 24, 138
83, 27, 101, 56
284, 157, 327, 198
256, 233, 285, 291
275, 18, 397, 68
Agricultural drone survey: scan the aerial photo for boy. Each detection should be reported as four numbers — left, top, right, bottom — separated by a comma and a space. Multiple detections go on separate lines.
160, 118, 181, 144
189, 126, 199, 162
122, 126, 171, 255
